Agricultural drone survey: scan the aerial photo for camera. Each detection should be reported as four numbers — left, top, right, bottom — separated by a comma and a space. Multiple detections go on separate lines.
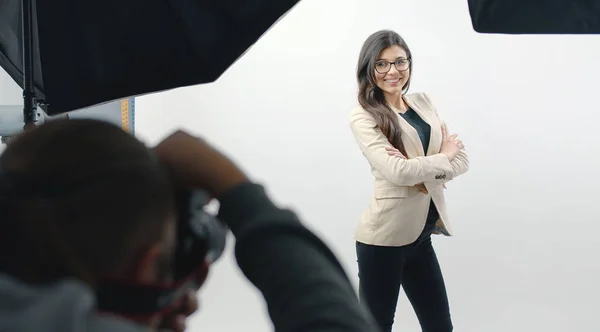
96, 190, 227, 316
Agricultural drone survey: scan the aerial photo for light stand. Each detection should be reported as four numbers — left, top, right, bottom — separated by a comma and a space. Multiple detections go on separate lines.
21, 0, 38, 126
1, 0, 41, 144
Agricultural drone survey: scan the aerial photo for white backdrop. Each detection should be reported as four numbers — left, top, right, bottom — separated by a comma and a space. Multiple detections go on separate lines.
2, 0, 600, 331
0, 68, 22, 153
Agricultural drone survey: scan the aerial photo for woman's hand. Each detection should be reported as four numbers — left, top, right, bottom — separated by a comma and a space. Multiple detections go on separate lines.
415, 183, 428, 194
440, 124, 464, 162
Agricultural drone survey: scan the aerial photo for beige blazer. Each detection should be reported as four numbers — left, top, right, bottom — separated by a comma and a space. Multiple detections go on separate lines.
349, 92, 469, 247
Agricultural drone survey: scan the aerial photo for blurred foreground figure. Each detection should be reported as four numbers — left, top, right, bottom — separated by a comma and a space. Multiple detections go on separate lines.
0, 119, 378, 332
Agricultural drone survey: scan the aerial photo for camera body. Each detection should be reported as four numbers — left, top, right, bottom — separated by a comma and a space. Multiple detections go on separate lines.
95, 190, 227, 316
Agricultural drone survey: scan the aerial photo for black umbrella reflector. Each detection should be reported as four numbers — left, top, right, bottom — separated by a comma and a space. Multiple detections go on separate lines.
468, 0, 600, 34
0, 0, 301, 116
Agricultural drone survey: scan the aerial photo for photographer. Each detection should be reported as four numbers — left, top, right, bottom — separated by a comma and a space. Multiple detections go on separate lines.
0, 119, 378, 332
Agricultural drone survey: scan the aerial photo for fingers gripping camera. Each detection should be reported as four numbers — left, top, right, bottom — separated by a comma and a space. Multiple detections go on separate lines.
185, 191, 227, 265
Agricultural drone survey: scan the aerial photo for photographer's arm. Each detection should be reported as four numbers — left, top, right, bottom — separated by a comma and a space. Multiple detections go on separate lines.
218, 182, 378, 332
350, 108, 453, 187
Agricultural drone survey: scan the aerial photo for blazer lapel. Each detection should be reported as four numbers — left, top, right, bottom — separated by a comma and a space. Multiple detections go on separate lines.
392, 105, 424, 157
403, 94, 440, 156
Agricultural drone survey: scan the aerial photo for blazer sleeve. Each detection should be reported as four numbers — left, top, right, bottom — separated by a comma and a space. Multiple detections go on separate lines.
349, 107, 454, 187
422, 93, 469, 185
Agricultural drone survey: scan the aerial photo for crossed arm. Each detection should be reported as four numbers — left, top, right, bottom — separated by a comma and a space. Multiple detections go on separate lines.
350, 108, 469, 189
350, 109, 456, 187
386, 131, 468, 189
421, 93, 469, 186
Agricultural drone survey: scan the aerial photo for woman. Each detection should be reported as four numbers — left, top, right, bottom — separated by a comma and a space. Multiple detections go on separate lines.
349, 30, 469, 332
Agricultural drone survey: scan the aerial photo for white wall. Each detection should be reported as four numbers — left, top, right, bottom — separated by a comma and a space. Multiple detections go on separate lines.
0, 67, 24, 152
3, 0, 600, 331
0, 71, 22, 106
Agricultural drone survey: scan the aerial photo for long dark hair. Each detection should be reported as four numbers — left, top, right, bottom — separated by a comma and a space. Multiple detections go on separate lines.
357, 30, 413, 154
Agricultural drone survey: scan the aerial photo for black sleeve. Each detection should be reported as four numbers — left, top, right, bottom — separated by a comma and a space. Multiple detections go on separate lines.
217, 182, 378, 332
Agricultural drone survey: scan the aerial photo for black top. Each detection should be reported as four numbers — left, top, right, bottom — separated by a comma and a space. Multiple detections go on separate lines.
399, 108, 431, 155
217, 182, 378, 331
398, 108, 440, 231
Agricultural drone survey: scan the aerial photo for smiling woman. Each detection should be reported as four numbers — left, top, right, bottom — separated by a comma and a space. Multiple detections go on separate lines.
356, 31, 414, 157
349, 29, 469, 332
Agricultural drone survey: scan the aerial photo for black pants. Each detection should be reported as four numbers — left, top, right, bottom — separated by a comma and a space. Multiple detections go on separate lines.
356, 201, 453, 332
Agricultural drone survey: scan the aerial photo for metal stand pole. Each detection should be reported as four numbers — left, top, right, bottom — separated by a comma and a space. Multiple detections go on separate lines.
21, 0, 37, 126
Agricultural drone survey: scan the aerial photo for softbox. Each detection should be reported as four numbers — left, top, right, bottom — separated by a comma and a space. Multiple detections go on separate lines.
0, 0, 300, 116
468, 0, 600, 34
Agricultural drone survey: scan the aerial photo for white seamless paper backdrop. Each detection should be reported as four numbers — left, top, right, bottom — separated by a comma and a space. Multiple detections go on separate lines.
2, 0, 599, 331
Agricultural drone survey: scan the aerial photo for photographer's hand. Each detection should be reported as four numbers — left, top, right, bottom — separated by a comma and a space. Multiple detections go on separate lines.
157, 290, 199, 332
153, 130, 247, 331
153, 130, 248, 197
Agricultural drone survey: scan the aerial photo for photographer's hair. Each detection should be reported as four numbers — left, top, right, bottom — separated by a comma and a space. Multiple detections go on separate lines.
356, 30, 413, 155
0, 119, 175, 285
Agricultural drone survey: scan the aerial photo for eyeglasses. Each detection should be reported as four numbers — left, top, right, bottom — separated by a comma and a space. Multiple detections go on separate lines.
374, 59, 410, 74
